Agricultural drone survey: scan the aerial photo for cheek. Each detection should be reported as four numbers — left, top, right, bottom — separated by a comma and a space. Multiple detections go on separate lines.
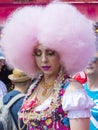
51, 57, 60, 67
95, 65, 98, 70
0, 63, 3, 66
35, 58, 41, 67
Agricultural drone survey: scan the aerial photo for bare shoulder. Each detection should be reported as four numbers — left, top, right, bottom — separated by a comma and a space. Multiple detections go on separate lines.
66, 78, 83, 93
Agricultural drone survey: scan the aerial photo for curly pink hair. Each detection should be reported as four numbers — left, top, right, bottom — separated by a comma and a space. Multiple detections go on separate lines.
1, 2, 95, 77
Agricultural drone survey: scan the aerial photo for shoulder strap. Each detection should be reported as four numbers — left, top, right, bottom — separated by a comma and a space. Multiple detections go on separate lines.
5, 93, 25, 109
0, 96, 4, 107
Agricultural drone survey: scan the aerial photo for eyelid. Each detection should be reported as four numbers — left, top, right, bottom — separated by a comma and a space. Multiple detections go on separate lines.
33, 49, 42, 56
46, 50, 55, 55
33, 48, 55, 56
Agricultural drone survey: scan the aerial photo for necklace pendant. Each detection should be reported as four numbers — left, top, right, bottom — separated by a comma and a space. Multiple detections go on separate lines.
42, 89, 47, 96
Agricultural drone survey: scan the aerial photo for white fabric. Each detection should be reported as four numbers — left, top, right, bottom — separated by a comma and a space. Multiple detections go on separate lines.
35, 97, 52, 111
67, 109, 90, 118
62, 88, 94, 111
34, 88, 95, 118
0, 80, 7, 96
62, 88, 95, 118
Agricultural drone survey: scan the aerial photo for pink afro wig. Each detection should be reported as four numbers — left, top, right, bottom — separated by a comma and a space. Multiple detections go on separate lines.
1, 2, 95, 77
1, 5, 43, 77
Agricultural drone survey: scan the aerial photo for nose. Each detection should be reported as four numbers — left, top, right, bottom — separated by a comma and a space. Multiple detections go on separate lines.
41, 53, 48, 63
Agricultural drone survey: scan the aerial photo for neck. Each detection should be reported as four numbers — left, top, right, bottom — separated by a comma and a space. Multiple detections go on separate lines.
87, 74, 98, 90
13, 80, 31, 94
14, 86, 28, 93
43, 66, 66, 84
43, 75, 56, 84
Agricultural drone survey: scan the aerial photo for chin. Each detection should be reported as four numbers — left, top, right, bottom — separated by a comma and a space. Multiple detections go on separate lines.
43, 70, 55, 76
43, 71, 52, 75
86, 70, 95, 75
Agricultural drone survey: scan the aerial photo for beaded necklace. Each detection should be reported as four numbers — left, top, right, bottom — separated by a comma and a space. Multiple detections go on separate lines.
18, 68, 69, 129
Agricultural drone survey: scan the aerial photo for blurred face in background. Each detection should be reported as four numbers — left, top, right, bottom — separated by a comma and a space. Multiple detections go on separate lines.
0, 59, 5, 71
85, 56, 98, 76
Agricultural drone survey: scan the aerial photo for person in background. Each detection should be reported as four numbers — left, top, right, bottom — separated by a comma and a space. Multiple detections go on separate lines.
83, 22, 98, 130
0, 26, 12, 91
84, 52, 98, 130
2, 68, 31, 129
0, 2, 96, 130
0, 49, 7, 96
8, 68, 32, 93
0, 60, 13, 91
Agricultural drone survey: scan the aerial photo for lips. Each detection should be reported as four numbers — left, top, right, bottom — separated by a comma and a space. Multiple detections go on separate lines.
42, 66, 51, 71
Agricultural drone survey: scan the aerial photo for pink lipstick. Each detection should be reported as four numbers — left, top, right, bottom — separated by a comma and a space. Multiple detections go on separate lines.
42, 66, 51, 71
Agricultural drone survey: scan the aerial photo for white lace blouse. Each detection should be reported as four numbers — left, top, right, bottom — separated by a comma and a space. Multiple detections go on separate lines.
35, 88, 95, 119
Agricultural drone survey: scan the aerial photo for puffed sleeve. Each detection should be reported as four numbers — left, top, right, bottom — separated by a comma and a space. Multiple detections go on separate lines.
62, 88, 95, 118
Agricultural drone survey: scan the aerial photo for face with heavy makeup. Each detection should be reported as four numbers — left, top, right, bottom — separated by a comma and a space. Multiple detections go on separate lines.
33, 44, 61, 77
